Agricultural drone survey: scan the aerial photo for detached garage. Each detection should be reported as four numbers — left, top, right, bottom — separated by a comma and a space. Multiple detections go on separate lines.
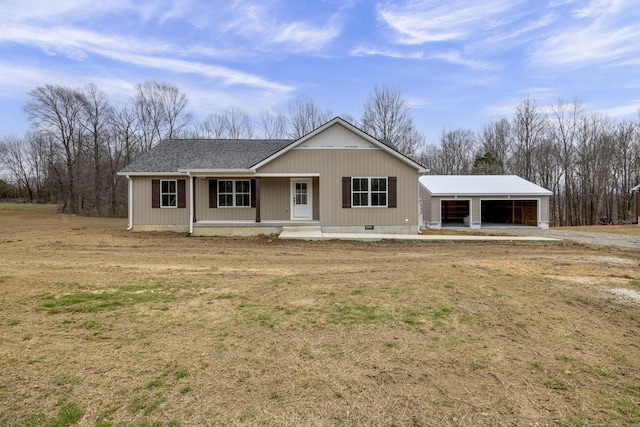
420, 175, 552, 229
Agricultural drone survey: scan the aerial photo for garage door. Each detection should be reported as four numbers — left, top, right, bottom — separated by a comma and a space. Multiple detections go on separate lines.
442, 200, 470, 224
481, 200, 537, 226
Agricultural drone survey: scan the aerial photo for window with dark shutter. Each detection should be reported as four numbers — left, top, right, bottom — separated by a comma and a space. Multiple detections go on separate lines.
177, 179, 186, 208
152, 179, 160, 209
250, 179, 256, 208
388, 176, 397, 208
343, 176, 397, 208
342, 177, 351, 208
209, 179, 217, 208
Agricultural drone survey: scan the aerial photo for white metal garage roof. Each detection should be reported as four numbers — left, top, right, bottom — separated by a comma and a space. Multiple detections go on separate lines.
419, 175, 552, 196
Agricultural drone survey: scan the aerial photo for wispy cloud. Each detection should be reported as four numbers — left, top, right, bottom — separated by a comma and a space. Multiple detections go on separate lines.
3, 27, 291, 89
273, 18, 342, 52
350, 46, 424, 59
4, 0, 344, 60
100, 51, 293, 93
428, 50, 497, 70
207, 0, 343, 53
377, 0, 517, 44
1, 20, 294, 93
532, 0, 640, 67
599, 102, 640, 119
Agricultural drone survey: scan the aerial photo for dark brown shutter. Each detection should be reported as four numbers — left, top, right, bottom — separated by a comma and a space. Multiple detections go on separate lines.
254, 177, 261, 223
250, 179, 256, 208
152, 179, 160, 209
177, 179, 186, 208
209, 179, 217, 208
342, 177, 351, 208
388, 176, 397, 208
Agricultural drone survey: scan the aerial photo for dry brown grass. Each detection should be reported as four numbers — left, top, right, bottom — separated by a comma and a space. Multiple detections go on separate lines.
1, 204, 639, 427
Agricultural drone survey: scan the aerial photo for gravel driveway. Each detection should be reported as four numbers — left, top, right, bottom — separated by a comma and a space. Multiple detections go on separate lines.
475, 227, 640, 250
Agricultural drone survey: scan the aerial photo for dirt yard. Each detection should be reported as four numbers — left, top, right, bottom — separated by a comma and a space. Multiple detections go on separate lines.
1, 204, 639, 427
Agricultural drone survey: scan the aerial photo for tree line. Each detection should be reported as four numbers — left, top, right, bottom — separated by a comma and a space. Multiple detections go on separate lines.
0, 81, 638, 226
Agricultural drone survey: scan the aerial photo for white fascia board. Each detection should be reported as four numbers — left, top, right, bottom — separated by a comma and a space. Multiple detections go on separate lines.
255, 173, 320, 177
117, 171, 189, 177
429, 192, 550, 197
179, 169, 255, 177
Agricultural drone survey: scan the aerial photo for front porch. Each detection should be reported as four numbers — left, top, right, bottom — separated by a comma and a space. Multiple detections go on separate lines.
191, 220, 321, 237
191, 175, 319, 227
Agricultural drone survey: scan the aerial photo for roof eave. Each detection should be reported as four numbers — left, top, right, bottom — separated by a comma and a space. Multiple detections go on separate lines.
178, 168, 255, 177
427, 192, 552, 197
116, 171, 189, 177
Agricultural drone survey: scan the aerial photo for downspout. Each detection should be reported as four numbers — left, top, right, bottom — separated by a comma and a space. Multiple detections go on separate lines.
636, 187, 639, 226
188, 172, 194, 236
126, 175, 133, 231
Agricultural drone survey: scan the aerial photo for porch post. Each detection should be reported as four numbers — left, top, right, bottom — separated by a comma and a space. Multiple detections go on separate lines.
255, 177, 261, 223
188, 173, 194, 235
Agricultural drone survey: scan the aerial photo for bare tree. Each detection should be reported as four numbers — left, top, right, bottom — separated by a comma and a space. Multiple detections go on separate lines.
476, 118, 512, 174
361, 84, 424, 157
575, 113, 614, 224
549, 98, 582, 225
511, 96, 547, 181
612, 119, 638, 221
224, 107, 254, 139
26, 131, 58, 203
417, 144, 440, 175
132, 80, 192, 151
110, 104, 141, 165
288, 96, 333, 138
24, 84, 86, 213
80, 83, 113, 216
1, 135, 35, 201
107, 105, 140, 216
197, 113, 228, 139
438, 128, 476, 174
535, 137, 562, 223
257, 108, 288, 139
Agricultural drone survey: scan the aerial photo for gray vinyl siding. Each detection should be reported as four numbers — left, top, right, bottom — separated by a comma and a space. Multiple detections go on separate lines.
472, 198, 481, 222
540, 197, 549, 222
419, 186, 431, 224
132, 176, 190, 225
258, 178, 290, 221
257, 148, 419, 226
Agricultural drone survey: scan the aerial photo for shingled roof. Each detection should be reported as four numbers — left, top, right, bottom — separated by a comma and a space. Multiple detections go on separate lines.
119, 117, 427, 176
120, 139, 294, 174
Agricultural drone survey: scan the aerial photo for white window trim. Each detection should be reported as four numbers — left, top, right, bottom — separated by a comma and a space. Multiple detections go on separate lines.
160, 179, 178, 208
352, 177, 388, 208
218, 179, 251, 208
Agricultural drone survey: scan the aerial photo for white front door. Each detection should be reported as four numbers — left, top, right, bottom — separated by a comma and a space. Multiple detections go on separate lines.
291, 178, 313, 220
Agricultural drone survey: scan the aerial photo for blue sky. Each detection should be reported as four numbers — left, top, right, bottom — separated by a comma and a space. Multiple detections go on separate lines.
1, 0, 639, 143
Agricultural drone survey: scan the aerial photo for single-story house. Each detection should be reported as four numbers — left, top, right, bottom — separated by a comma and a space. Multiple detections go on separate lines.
420, 175, 552, 229
118, 117, 428, 236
